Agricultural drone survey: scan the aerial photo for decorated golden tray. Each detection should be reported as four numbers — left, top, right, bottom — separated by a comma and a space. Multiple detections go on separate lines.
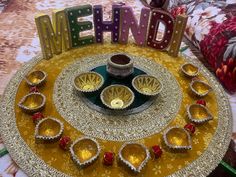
0, 43, 233, 177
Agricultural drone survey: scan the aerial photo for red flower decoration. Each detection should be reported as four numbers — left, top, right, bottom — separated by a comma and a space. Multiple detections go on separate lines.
170, 5, 186, 18
196, 99, 206, 106
200, 17, 236, 92
59, 136, 71, 150
103, 152, 114, 166
184, 123, 195, 134
30, 86, 39, 93
32, 112, 44, 123
200, 18, 236, 69
151, 145, 162, 159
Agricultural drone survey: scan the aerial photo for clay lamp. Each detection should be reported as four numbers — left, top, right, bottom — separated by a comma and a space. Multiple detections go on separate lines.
25, 70, 47, 86
73, 72, 104, 93
118, 142, 150, 173
70, 137, 100, 167
181, 63, 199, 77
18, 92, 46, 113
107, 54, 134, 78
132, 74, 163, 96
100, 85, 134, 110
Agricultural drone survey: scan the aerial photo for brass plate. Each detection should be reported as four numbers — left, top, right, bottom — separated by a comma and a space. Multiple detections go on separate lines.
54, 54, 182, 141
0, 44, 232, 177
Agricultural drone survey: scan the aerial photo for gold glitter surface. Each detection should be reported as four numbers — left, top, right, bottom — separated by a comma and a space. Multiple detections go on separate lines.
0, 43, 232, 177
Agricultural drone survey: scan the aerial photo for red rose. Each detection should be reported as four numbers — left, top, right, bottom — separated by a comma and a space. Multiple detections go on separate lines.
170, 5, 186, 19
103, 152, 114, 166
32, 112, 44, 123
30, 86, 39, 93
151, 145, 162, 158
184, 123, 195, 134
59, 136, 72, 150
196, 99, 206, 106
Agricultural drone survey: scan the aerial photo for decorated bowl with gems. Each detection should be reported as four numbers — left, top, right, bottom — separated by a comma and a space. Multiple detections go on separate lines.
118, 142, 150, 173
187, 104, 213, 124
73, 72, 104, 93
163, 126, 192, 151
18, 92, 46, 113
70, 137, 100, 167
25, 70, 47, 86
107, 54, 134, 78
35, 117, 64, 143
181, 63, 199, 77
100, 84, 134, 110
190, 80, 212, 97
132, 74, 163, 96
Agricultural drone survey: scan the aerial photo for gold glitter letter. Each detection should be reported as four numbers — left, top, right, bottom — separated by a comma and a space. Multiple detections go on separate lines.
168, 15, 188, 57
35, 9, 71, 59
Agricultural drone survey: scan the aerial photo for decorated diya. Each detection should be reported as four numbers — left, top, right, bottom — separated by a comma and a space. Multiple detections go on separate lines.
190, 80, 212, 97
35, 117, 64, 142
187, 104, 213, 124
24, 70, 47, 86
132, 74, 163, 96
100, 84, 134, 109
73, 72, 104, 93
107, 54, 134, 78
118, 142, 150, 173
70, 137, 101, 167
0, 1, 233, 176
163, 126, 192, 150
181, 63, 199, 77
18, 92, 46, 113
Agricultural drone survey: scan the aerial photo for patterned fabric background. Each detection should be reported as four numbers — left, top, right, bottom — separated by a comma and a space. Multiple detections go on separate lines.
170, 0, 236, 92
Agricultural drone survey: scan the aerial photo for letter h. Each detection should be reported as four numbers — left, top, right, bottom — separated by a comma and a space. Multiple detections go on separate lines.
93, 4, 121, 43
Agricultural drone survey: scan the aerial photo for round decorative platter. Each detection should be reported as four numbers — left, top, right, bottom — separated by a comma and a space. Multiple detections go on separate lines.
0, 43, 232, 177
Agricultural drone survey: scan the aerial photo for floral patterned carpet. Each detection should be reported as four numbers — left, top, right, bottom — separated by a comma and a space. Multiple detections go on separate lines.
0, 0, 235, 176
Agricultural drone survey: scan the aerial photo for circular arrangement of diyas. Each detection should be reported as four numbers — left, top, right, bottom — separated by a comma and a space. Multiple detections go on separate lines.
72, 53, 162, 114
0, 44, 233, 177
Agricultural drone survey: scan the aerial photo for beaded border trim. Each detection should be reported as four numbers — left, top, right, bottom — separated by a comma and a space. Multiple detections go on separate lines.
0, 51, 232, 177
